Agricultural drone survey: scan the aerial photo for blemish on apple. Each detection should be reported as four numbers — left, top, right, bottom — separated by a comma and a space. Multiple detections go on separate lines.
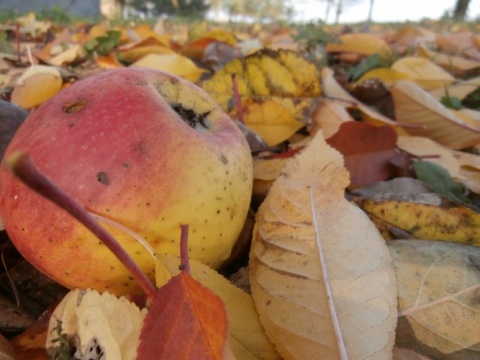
96, 171, 109, 185
62, 98, 88, 113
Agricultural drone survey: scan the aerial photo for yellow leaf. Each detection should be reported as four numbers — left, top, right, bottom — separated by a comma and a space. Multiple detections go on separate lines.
326, 33, 391, 57
11, 66, 63, 109
352, 68, 412, 88
391, 240, 480, 359
391, 80, 480, 149
48, 44, 83, 66
203, 49, 321, 145
117, 37, 175, 63
132, 54, 206, 83
46, 289, 147, 359
156, 256, 280, 360
250, 131, 397, 359
354, 193, 480, 244
202, 29, 238, 46
391, 57, 455, 90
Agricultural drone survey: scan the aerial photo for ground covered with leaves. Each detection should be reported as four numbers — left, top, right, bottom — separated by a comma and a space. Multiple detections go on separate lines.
2, 11, 480, 359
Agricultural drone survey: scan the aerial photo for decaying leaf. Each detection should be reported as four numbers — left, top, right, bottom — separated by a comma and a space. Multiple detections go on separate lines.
203, 49, 321, 145
138, 270, 228, 360
249, 131, 397, 359
353, 192, 480, 243
45, 289, 147, 360
390, 240, 480, 360
156, 256, 281, 360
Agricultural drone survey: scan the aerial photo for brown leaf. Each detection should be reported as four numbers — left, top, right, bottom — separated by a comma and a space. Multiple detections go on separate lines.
138, 271, 228, 360
326, 122, 398, 187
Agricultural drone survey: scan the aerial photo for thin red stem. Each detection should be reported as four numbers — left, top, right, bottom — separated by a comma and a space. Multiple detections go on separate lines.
7, 152, 157, 300
179, 224, 190, 275
15, 22, 20, 63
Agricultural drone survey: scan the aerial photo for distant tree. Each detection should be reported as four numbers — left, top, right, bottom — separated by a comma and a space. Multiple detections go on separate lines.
453, 0, 471, 20
129, 0, 209, 17
224, 0, 291, 22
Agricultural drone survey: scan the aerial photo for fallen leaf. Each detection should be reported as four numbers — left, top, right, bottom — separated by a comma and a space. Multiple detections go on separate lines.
132, 53, 207, 82
46, 289, 147, 360
138, 270, 228, 360
390, 240, 480, 359
320, 67, 400, 131
413, 160, 467, 203
117, 37, 175, 64
310, 98, 354, 139
326, 121, 399, 187
436, 32, 480, 61
11, 66, 63, 109
156, 256, 281, 360
391, 80, 480, 149
203, 49, 321, 145
326, 33, 391, 57
352, 68, 412, 88
249, 131, 397, 359
353, 193, 480, 244
391, 57, 455, 90
417, 44, 480, 73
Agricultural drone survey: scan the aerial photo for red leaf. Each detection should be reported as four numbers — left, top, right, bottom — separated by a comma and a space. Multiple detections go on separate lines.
326, 122, 398, 186
137, 270, 228, 360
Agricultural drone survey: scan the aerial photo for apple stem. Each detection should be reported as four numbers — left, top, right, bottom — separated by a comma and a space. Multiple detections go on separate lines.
6, 152, 157, 300
179, 224, 191, 274
231, 73, 245, 124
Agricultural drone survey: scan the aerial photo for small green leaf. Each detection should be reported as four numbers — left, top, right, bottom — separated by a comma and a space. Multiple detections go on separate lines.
347, 53, 382, 81
440, 94, 463, 110
413, 160, 467, 203
84, 30, 121, 56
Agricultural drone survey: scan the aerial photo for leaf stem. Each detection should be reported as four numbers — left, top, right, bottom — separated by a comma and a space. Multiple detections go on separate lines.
231, 73, 245, 124
179, 224, 191, 275
6, 152, 157, 300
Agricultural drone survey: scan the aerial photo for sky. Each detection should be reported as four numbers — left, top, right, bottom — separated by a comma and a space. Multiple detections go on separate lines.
294, 0, 480, 23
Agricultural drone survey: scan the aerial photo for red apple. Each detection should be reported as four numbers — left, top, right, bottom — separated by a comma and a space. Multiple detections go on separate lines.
0, 68, 253, 295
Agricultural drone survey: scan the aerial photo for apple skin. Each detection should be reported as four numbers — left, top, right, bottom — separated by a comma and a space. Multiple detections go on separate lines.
0, 68, 253, 295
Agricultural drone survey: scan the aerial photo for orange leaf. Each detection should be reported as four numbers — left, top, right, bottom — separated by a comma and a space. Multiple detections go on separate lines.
326, 122, 398, 186
137, 271, 228, 360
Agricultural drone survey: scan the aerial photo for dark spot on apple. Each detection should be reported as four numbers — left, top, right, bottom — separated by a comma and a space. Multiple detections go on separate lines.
220, 155, 228, 164
172, 103, 211, 130
96, 171, 109, 185
123, 163, 129, 168
62, 98, 88, 113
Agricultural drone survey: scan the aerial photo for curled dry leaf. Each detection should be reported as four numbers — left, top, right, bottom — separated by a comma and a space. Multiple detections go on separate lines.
249, 131, 398, 359
428, 76, 480, 102
391, 57, 455, 90
391, 80, 480, 149
390, 240, 480, 360
46, 289, 147, 360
